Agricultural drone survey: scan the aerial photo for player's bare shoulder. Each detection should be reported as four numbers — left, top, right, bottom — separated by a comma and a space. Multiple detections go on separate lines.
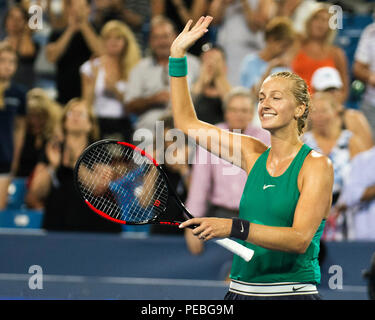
301, 149, 334, 184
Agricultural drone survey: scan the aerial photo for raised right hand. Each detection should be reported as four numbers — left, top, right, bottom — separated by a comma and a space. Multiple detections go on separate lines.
170, 16, 213, 58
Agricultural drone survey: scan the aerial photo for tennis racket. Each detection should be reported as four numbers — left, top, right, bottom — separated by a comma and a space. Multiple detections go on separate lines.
74, 139, 254, 262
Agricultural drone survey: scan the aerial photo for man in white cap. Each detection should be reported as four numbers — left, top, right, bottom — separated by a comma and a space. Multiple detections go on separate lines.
311, 66, 374, 149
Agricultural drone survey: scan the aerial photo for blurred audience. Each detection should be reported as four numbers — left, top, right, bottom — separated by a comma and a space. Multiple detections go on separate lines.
90, 0, 125, 29
0, 42, 26, 210
335, 146, 375, 241
275, 0, 320, 36
240, 16, 295, 98
121, 0, 152, 53
126, 15, 200, 144
184, 87, 270, 255
191, 43, 231, 125
303, 92, 368, 240
1, 0, 375, 241
16, 88, 62, 179
1, 4, 40, 89
80, 20, 141, 141
26, 98, 121, 232
209, 0, 277, 85
311, 66, 374, 149
152, 0, 209, 56
353, 20, 375, 141
304, 92, 367, 204
46, 0, 102, 104
291, 3, 349, 103
150, 115, 193, 235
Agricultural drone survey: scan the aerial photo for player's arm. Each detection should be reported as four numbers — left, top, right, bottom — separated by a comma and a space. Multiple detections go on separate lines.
181, 152, 333, 254
170, 17, 267, 173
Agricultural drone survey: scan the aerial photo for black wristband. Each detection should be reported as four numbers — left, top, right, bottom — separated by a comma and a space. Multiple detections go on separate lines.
230, 218, 250, 241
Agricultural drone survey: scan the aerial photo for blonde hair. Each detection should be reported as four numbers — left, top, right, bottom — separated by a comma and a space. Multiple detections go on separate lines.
27, 88, 62, 139
270, 72, 311, 136
304, 4, 336, 45
62, 98, 100, 141
101, 20, 141, 81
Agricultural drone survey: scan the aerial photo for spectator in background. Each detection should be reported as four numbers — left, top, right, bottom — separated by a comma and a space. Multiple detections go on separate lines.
121, 0, 152, 54
152, 0, 209, 56
303, 92, 368, 240
46, 0, 102, 104
0, 42, 26, 210
275, 0, 320, 36
335, 146, 375, 241
353, 21, 375, 142
80, 20, 141, 141
149, 115, 193, 235
16, 88, 62, 179
291, 3, 349, 103
240, 16, 295, 99
126, 16, 200, 144
2, 4, 40, 89
26, 98, 121, 233
209, 0, 277, 85
184, 87, 270, 255
91, 0, 152, 54
311, 67, 374, 149
90, 0, 125, 30
191, 43, 231, 125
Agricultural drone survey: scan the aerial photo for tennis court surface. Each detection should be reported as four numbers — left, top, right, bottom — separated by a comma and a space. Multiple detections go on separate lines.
0, 230, 372, 300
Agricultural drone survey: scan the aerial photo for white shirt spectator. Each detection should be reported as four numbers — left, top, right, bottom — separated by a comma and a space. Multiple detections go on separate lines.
354, 22, 375, 106
80, 58, 127, 119
337, 146, 375, 240
216, 0, 265, 86
125, 54, 200, 133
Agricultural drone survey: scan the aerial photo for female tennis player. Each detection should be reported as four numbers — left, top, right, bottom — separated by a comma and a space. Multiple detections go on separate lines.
170, 17, 333, 300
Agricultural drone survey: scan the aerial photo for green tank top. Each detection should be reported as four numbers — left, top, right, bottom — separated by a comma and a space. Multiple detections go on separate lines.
230, 144, 325, 284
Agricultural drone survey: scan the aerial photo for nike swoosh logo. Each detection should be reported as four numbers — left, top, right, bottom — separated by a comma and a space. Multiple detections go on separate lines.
240, 221, 244, 233
292, 285, 307, 292
263, 184, 276, 190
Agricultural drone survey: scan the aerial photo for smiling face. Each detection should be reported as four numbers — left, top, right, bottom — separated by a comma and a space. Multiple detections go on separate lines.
258, 77, 297, 133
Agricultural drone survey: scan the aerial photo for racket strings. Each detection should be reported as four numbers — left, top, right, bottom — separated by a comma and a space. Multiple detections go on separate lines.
77, 142, 169, 224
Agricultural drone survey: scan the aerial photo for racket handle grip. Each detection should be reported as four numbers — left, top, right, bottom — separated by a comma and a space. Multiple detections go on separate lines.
214, 238, 254, 262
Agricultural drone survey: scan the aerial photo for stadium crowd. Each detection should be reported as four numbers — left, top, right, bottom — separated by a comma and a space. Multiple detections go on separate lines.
0, 0, 375, 246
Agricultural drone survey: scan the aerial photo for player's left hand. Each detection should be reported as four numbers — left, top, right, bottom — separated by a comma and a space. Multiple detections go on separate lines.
179, 217, 232, 241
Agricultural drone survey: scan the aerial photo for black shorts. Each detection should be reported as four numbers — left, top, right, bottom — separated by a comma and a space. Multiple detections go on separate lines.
224, 291, 322, 300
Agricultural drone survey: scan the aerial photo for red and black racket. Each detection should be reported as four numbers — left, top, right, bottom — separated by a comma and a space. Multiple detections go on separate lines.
74, 139, 254, 261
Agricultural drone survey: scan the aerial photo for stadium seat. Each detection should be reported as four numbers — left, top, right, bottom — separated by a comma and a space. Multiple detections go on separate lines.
0, 209, 43, 229
6, 178, 27, 210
